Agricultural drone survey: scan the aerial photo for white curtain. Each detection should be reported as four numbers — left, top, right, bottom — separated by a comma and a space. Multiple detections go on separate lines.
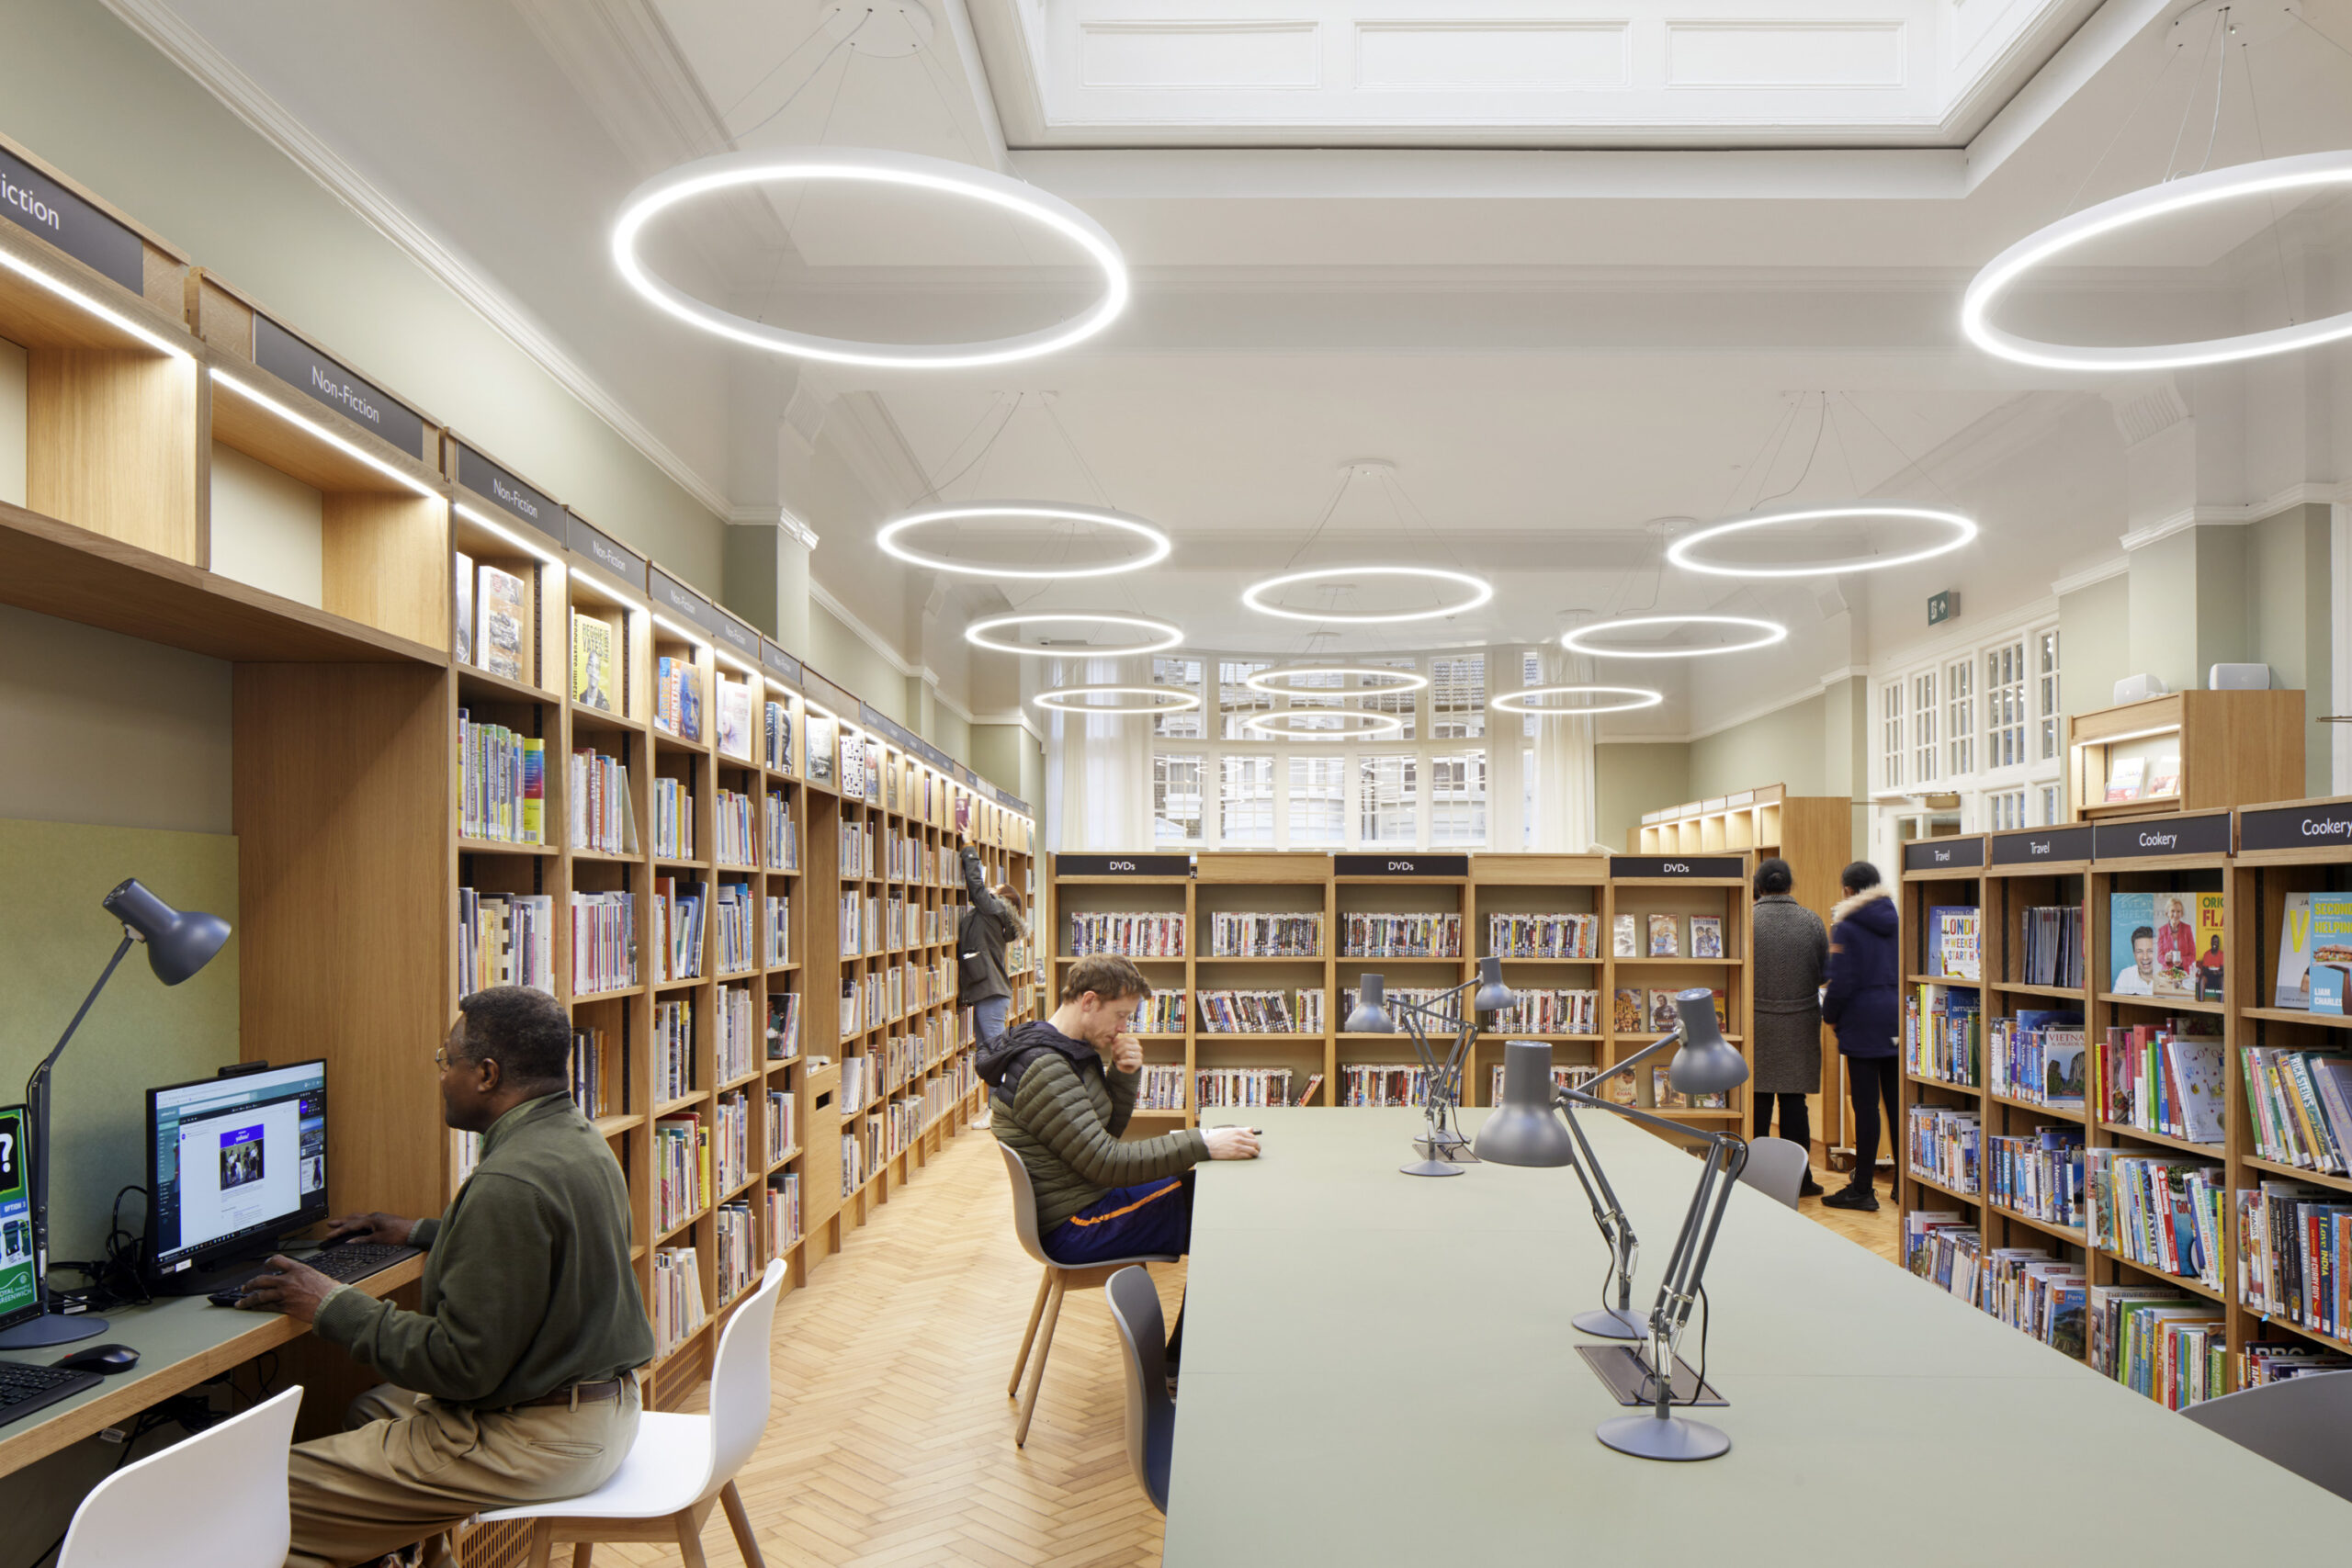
1533, 645, 1600, 852
1044, 656, 1152, 851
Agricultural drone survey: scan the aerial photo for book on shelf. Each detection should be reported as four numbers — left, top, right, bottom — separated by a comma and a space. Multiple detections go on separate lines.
2105, 755, 2147, 802
1612, 914, 1637, 957
764, 701, 795, 774
1486, 912, 1600, 960
2243, 1340, 2352, 1385
2240, 1045, 2352, 1174
1196, 989, 1324, 1033
1650, 1066, 1726, 1111
654, 1111, 709, 1232
475, 563, 526, 682
1490, 988, 1599, 1036
459, 889, 554, 997
712, 881, 753, 974
1986, 1010, 2085, 1106
1132, 1064, 1187, 1111
570, 890, 639, 993
1130, 991, 1186, 1035
653, 877, 708, 984
716, 674, 752, 760
2019, 903, 2085, 989
1690, 916, 1723, 959
454, 550, 474, 665
715, 787, 754, 865
2086, 1148, 2227, 1291
569, 748, 639, 855
1207, 911, 1323, 957
2109, 891, 2219, 1000
1905, 1213, 2087, 1361
1339, 1065, 1431, 1107
1339, 987, 1460, 1030
1294, 1071, 1324, 1106
1194, 1066, 1290, 1109
650, 776, 695, 860
1340, 912, 1462, 958
839, 732, 864, 800
1644, 987, 1702, 1032
1903, 984, 1983, 1087
569, 1025, 614, 1119
1068, 911, 1186, 958
1928, 907, 1981, 980
1611, 988, 1644, 1034
2098, 1022, 2225, 1144
1906, 1105, 1982, 1192
864, 745, 880, 802
654, 657, 703, 740
458, 711, 544, 845
1487, 1064, 1598, 1104
2237, 1180, 2352, 1343
2306, 895, 2352, 1015
650, 1245, 706, 1355
2276, 891, 2320, 1009
806, 713, 835, 784
1987, 1126, 2086, 1229
571, 612, 614, 712
1646, 913, 1679, 957
654, 998, 694, 1100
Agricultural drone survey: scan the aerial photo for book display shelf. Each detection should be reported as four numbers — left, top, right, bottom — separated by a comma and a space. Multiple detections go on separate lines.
2064, 691, 2301, 824
1046, 852, 1753, 1131
0, 134, 1035, 1428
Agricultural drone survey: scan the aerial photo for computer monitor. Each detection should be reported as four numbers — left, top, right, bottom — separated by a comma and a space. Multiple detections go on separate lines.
0, 1105, 38, 1335
145, 1060, 328, 1292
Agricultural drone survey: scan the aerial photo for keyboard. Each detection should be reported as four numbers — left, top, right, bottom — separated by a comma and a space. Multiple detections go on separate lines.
0, 1359, 103, 1429
207, 1240, 424, 1308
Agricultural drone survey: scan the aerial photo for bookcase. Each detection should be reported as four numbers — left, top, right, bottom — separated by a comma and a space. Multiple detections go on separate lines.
0, 132, 1035, 1438
1046, 851, 1754, 1133
2064, 691, 2303, 824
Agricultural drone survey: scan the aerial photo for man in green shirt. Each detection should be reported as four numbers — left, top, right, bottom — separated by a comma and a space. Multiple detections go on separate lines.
236, 987, 655, 1568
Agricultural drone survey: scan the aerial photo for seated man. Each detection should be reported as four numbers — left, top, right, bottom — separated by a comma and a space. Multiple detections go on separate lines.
236, 987, 656, 1568
982, 954, 1258, 1372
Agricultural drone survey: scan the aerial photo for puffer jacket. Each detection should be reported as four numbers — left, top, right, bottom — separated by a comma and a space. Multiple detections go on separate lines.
982, 1020, 1209, 1232
1823, 885, 1901, 1060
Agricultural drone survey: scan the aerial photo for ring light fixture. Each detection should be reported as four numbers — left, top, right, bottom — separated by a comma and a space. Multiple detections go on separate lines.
875, 502, 1170, 580
963, 612, 1184, 657
1240, 565, 1494, 625
1560, 615, 1789, 660
1032, 684, 1202, 716
1239, 710, 1408, 740
612, 146, 1129, 369
1243, 664, 1430, 695
1666, 503, 1977, 579
1962, 150, 2352, 372
1489, 685, 1664, 717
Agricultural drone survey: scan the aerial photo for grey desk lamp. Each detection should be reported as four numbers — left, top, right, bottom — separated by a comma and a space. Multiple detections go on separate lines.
0, 879, 231, 1349
1343, 958, 1516, 1177
1476, 988, 1749, 1461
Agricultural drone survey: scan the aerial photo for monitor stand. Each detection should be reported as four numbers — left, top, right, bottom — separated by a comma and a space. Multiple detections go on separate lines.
0, 1300, 110, 1350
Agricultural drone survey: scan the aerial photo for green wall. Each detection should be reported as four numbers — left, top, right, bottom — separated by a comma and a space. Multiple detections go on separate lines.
1689, 692, 1827, 800
1595, 743, 1690, 852
2060, 572, 2132, 729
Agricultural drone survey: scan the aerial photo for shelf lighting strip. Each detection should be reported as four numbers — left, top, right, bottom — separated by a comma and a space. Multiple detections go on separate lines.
453, 502, 566, 576
210, 369, 442, 502
0, 245, 191, 362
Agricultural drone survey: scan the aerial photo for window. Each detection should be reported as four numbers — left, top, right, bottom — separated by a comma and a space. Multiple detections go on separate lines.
1361, 657, 1419, 740
2038, 628, 2061, 761
1154, 753, 1203, 842
1220, 754, 1274, 844
1911, 671, 1938, 784
1985, 641, 2026, 770
1431, 655, 1485, 739
1153, 656, 1204, 739
1359, 753, 1418, 845
1521, 650, 1543, 739
1946, 658, 1973, 777
1283, 667, 1349, 734
1986, 788, 2025, 831
1522, 746, 1536, 848
1881, 682, 1903, 789
1219, 660, 1272, 740
1430, 751, 1487, 845
2041, 783, 2063, 826
1288, 756, 1346, 845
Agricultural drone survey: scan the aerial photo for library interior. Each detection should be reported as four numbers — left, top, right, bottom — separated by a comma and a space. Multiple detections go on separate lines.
6, 0, 2352, 1563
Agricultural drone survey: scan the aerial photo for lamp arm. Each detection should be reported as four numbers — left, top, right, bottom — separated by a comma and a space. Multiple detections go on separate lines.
26, 931, 137, 1294
1557, 1084, 1719, 1146
1550, 1093, 1640, 1314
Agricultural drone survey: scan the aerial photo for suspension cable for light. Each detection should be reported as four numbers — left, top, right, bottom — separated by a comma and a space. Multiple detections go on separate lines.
1561, 615, 1789, 660
964, 612, 1183, 657
876, 502, 1169, 580
1244, 664, 1430, 694
1490, 686, 1664, 717
1032, 684, 1201, 716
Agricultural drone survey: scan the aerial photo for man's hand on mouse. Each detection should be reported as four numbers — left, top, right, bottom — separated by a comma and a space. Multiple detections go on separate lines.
1203, 1125, 1261, 1160
236, 1255, 338, 1322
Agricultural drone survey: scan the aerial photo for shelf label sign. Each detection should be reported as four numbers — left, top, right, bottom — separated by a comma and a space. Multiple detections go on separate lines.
1901, 838, 1985, 872
0, 147, 142, 295
1336, 853, 1470, 877
567, 515, 646, 593
800, 668, 857, 720
757, 637, 802, 687
456, 444, 563, 542
1609, 855, 1744, 880
1059, 854, 1190, 877
2092, 811, 2230, 861
647, 567, 721, 636
1988, 824, 2092, 865
253, 315, 426, 458
2235, 801, 2352, 853
711, 609, 759, 660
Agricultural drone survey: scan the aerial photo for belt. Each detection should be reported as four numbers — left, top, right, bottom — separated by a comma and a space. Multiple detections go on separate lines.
507, 1374, 632, 1411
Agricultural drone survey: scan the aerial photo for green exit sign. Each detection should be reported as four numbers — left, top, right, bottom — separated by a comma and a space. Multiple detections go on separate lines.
1928, 590, 1960, 626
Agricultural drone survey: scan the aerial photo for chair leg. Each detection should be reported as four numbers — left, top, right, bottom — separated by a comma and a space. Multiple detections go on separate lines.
718, 1480, 767, 1568
526, 1520, 556, 1568
1015, 1273, 1067, 1448
674, 1509, 710, 1568
571, 1544, 594, 1568
1009, 1268, 1053, 1398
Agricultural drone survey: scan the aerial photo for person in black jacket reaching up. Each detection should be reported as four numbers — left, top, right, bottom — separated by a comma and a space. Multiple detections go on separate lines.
958, 823, 1031, 1046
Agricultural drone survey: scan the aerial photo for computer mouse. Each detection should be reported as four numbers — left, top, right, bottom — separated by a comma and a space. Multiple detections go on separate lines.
54, 1343, 140, 1375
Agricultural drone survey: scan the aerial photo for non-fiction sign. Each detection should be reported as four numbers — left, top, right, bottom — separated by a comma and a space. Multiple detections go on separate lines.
800, 668, 856, 720
568, 515, 646, 594
456, 444, 563, 543
711, 610, 759, 662
757, 637, 802, 687
1336, 853, 1470, 878
647, 567, 720, 637
1609, 855, 1747, 880
1902, 838, 1985, 872
1988, 824, 2094, 866
2092, 812, 2230, 861
1057, 854, 1190, 877
253, 315, 426, 457
2239, 800, 2352, 855
0, 146, 142, 294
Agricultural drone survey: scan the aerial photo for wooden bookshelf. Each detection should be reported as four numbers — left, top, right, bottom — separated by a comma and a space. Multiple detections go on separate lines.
2065, 691, 2302, 824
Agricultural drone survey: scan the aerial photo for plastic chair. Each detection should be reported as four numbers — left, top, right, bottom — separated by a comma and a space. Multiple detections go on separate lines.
1104, 1266, 1177, 1514
476, 1258, 787, 1567
1738, 1136, 1811, 1210
1001, 1142, 1180, 1446
57, 1383, 302, 1568
2182, 1370, 2352, 1502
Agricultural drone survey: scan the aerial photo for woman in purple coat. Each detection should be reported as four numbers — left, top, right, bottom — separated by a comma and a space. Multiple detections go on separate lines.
1821, 860, 1901, 1212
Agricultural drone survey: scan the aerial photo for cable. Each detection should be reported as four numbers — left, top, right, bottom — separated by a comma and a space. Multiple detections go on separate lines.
2162, 11, 2223, 182
2197, 7, 2231, 174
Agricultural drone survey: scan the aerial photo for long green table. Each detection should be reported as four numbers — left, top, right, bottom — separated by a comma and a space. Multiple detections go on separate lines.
1162, 1107, 2352, 1563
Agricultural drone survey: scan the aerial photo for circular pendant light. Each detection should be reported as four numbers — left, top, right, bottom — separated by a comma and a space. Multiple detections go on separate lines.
1032, 684, 1202, 716
1490, 685, 1664, 717
1240, 566, 1493, 625
1666, 504, 1976, 579
1243, 664, 1430, 695
1561, 615, 1789, 660
964, 612, 1183, 657
1962, 149, 2352, 373
612, 147, 1129, 369
1239, 710, 1408, 740
876, 502, 1170, 581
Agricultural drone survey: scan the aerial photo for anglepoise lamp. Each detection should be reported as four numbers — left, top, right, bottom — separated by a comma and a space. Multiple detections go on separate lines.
1343, 958, 1516, 1177
1476, 987, 1750, 1461
0, 879, 230, 1349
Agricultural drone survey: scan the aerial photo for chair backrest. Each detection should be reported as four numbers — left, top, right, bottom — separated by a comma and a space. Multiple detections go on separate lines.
1103, 1265, 1174, 1514
1739, 1137, 1810, 1211
2181, 1371, 2352, 1501
59, 1383, 302, 1568
703, 1258, 789, 1501
999, 1141, 1053, 1268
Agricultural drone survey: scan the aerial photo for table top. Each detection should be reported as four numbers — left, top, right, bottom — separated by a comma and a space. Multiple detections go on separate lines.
1162, 1107, 2352, 1566
0, 1254, 424, 1474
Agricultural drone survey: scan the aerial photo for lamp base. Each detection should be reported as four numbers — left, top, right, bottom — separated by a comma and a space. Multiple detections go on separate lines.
0, 1311, 110, 1350
1399, 1156, 1467, 1177
1412, 1134, 1478, 1165
1572, 1305, 1647, 1340
1596, 1412, 1732, 1462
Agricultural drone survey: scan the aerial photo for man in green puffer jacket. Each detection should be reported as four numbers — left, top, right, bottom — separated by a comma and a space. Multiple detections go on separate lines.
984, 953, 1259, 1371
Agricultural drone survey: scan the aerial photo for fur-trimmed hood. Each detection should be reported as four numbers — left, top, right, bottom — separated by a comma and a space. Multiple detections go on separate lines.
1831, 884, 1897, 931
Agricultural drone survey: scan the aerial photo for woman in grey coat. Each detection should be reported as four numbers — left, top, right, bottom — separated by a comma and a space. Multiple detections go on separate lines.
1749, 857, 1827, 1199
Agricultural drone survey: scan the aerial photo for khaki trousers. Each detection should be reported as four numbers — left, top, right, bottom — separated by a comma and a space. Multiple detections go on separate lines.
285, 1381, 641, 1568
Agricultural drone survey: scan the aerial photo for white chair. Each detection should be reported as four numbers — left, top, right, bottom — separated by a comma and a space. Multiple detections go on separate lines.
1001, 1143, 1180, 1447
476, 1258, 787, 1567
58, 1384, 302, 1568
2182, 1370, 2352, 1502
1738, 1136, 1811, 1210
1103, 1266, 1177, 1514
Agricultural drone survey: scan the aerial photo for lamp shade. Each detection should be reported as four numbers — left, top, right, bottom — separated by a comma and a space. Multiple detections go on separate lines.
1667, 986, 1747, 1096
1472, 1042, 1577, 1167
1472, 954, 1517, 1015
1344, 971, 1396, 1033
102, 878, 231, 986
